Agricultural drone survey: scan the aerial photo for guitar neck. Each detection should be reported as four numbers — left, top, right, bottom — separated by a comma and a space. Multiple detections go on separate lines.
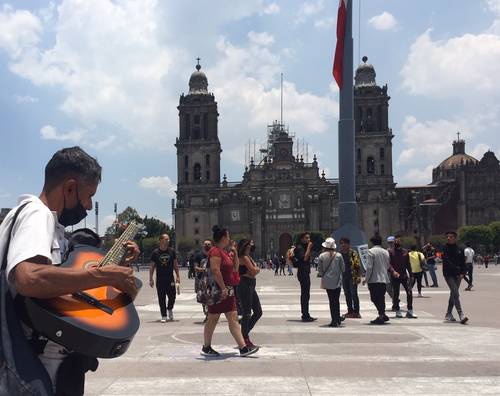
99, 221, 140, 267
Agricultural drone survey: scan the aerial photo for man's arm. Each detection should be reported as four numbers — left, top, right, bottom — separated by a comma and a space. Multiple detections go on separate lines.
149, 261, 156, 287
173, 258, 180, 283
14, 257, 137, 299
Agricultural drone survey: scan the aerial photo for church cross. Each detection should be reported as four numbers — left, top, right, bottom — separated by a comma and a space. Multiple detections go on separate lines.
456, 131, 461, 141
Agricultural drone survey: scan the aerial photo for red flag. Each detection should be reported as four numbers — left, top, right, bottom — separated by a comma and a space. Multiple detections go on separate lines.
333, 0, 347, 89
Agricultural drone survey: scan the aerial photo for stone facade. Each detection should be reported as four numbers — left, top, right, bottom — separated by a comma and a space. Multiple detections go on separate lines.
175, 60, 499, 255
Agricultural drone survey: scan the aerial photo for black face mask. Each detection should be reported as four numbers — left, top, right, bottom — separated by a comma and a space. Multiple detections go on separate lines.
59, 187, 88, 227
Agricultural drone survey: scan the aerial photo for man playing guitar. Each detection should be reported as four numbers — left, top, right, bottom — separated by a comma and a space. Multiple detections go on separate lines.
0, 146, 139, 395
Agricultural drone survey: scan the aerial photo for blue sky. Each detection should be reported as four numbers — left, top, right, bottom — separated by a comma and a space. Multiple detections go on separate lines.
1, 0, 499, 233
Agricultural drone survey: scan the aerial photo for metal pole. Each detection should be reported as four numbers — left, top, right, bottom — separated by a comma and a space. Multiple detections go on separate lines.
333, 0, 365, 246
280, 72, 283, 126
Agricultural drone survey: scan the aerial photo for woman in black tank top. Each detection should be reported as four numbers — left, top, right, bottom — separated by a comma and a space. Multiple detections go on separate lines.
237, 239, 263, 348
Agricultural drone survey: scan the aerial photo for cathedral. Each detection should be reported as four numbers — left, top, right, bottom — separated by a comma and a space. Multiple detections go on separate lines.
174, 59, 500, 257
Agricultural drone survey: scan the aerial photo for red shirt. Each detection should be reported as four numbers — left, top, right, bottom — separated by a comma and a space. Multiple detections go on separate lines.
209, 247, 236, 286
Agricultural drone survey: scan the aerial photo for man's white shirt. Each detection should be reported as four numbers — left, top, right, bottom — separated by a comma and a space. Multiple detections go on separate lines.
464, 247, 475, 264
0, 194, 68, 387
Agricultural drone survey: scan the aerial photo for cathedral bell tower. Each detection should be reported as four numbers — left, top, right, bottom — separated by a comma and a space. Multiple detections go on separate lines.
175, 60, 221, 245
354, 56, 397, 237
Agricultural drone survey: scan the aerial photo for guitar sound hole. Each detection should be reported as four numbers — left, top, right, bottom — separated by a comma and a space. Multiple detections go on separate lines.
84, 260, 100, 270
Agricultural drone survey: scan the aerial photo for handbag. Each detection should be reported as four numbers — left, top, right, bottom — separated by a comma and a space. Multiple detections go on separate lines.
0, 203, 54, 395
319, 254, 336, 290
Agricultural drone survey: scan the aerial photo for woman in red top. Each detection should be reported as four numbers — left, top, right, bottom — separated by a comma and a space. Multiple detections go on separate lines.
201, 225, 259, 358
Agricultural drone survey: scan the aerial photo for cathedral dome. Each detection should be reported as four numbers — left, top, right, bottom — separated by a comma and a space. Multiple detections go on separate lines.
355, 56, 376, 87
437, 138, 478, 170
188, 62, 208, 95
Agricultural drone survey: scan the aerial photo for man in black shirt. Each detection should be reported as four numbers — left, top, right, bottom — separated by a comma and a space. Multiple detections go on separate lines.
149, 234, 180, 322
294, 232, 316, 322
442, 231, 468, 324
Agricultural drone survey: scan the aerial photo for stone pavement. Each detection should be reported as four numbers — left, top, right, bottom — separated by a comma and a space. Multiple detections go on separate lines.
86, 265, 500, 395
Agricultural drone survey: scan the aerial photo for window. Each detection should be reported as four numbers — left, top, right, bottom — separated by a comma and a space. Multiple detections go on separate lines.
194, 114, 200, 125
205, 154, 210, 166
193, 127, 200, 139
194, 228, 199, 235
195, 239, 199, 246
184, 155, 188, 168
379, 147, 385, 160
367, 157, 375, 174
194, 163, 201, 181
357, 148, 361, 161
367, 108, 373, 118
184, 171, 189, 182
185, 114, 190, 138
357, 165, 362, 175
381, 164, 385, 175
206, 170, 210, 181
194, 217, 199, 223
203, 114, 208, 139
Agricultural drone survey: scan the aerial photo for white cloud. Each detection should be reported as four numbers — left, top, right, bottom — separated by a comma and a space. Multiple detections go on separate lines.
296, 0, 325, 23
15, 94, 38, 103
368, 11, 398, 31
401, 29, 500, 98
139, 176, 176, 198
261, 3, 280, 15
400, 165, 434, 186
0, 5, 42, 58
248, 31, 275, 47
40, 124, 84, 142
314, 17, 335, 30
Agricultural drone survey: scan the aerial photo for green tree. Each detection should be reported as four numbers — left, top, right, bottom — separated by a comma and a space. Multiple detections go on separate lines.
105, 206, 142, 237
488, 221, 500, 252
459, 225, 493, 252
142, 215, 169, 238
176, 237, 196, 260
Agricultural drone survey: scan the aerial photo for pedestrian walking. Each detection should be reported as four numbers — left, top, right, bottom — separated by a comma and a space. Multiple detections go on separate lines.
423, 242, 439, 287
442, 231, 469, 324
409, 245, 425, 297
293, 232, 317, 322
286, 246, 295, 275
237, 239, 263, 347
385, 236, 395, 303
339, 237, 362, 319
149, 234, 180, 322
201, 226, 259, 357
388, 235, 417, 319
464, 242, 475, 291
273, 254, 280, 276
363, 235, 391, 325
318, 238, 345, 327
279, 255, 286, 276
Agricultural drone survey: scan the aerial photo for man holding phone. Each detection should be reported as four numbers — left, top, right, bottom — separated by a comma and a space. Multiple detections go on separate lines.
294, 232, 316, 322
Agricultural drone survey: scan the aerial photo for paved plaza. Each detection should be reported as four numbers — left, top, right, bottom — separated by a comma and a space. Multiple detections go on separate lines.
87, 265, 500, 395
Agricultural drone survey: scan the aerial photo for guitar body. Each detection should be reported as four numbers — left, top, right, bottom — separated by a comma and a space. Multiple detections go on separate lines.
23, 245, 141, 358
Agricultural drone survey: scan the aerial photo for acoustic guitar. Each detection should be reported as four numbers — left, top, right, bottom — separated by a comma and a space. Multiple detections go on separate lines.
22, 221, 142, 358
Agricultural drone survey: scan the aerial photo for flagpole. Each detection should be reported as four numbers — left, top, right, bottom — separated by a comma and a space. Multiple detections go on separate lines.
333, 0, 365, 246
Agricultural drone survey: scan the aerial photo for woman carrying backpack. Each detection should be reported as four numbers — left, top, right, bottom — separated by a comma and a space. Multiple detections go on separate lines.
317, 238, 345, 327
201, 226, 259, 358
237, 239, 263, 348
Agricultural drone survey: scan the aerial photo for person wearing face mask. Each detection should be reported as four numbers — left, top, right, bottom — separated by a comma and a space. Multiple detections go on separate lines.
388, 235, 417, 319
194, 239, 213, 323
237, 239, 263, 347
0, 146, 140, 395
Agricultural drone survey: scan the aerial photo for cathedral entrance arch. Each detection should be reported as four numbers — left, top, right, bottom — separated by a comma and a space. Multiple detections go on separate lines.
279, 233, 293, 257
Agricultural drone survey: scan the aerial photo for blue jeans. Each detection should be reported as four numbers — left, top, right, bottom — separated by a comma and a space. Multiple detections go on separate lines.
428, 264, 438, 286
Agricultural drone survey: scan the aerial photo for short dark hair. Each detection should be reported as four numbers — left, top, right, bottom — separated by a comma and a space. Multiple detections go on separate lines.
44, 146, 101, 191
212, 225, 228, 243
159, 234, 169, 240
465, 241, 471, 247
395, 234, 402, 239
370, 235, 382, 245
339, 237, 350, 245
445, 230, 457, 237
410, 244, 418, 251
299, 232, 310, 240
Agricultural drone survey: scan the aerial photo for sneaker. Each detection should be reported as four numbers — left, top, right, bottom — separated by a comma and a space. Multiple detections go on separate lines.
464, 286, 471, 291
201, 346, 220, 357
160, 316, 167, 323
382, 314, 390, 322
418, 293, 423, 298
239, 345, 259, 357
301, 316, 317, 322
395, 310, 403, 318
459, 314, 469, 325
167, 309, 174, 321
244, 338, 259, 348
343, 312, 357, 319
444, 314, 457, 322
406, 310, 418, 319
370, 317, 385, 325
329, 322, 344, 328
